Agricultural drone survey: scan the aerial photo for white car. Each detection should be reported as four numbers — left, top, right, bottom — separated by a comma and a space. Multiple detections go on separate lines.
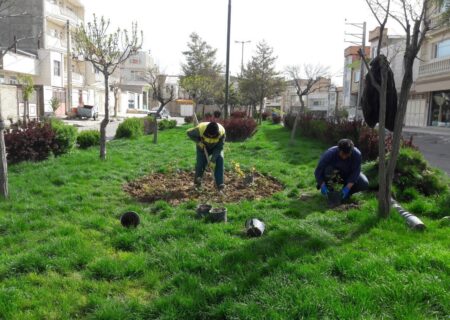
148, 107, 170, 119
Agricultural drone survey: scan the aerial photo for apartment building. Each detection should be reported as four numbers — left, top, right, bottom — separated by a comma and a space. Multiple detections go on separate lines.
0, 0, 90, 117
279, 78, 340, 117
117, 50, 155, 114
368, 27, 427, 127
414, 0, 450, 128
342, 46, 371, 118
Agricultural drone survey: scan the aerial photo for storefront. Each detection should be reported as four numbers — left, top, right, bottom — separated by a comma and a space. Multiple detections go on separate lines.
430, 90, 450, 127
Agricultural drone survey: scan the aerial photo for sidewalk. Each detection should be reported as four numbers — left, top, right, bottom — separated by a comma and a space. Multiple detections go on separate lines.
402, 126, 450, 175
403, 126, 450, 137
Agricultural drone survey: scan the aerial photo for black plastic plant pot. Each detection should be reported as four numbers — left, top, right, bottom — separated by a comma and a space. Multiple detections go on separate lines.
245, 218, 265, 237
208, 207, 227, 223
196, 204, 212, 219
327, 191, 342, 208
120, 211, 140, 228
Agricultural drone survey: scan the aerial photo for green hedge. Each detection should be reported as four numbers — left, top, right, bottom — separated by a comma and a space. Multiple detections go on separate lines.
158, 119, 177, 131
77, 130, 100, 149
49, 119, 78, 156
115, 118, 145, 139
363, 148, 448, 202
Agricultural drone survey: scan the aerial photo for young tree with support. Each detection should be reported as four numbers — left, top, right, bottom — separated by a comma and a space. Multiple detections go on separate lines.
74, 15, 142, 160
286, 64, 330, 143
362, 0, 449, 217
145, 66, 175, 143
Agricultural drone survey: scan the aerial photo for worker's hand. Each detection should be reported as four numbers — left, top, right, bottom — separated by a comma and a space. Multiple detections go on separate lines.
320, 184, 329, 196
341, 186, 351, 200
197, 142, 205, 149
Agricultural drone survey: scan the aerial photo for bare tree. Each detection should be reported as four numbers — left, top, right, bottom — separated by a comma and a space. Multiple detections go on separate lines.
74, 15, 142, 160
145, 66, 175, 143
362, 0, 448, 217
286, 64, 330, 143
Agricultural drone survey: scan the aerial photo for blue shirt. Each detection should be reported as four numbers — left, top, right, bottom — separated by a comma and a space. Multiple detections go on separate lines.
314, 146, 362, 185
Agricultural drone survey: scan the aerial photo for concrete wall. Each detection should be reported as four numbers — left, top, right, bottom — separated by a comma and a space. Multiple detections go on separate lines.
2, 52, 38, 76
0, 85, 19, 123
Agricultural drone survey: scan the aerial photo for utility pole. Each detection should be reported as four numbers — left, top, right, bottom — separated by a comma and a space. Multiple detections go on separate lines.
235, 40, 251, 75
345, 21, 366, 120
224, 0, 232, 119
66, 20, 72, 114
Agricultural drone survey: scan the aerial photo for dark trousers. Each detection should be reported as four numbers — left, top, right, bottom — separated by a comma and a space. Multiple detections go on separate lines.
324, 166, 369, 196
195, 147, 224, 187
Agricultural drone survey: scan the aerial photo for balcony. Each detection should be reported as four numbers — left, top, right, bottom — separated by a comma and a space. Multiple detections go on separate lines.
46, 1, 83, 26
418, 57, 450, 78
64, 72, 85, 86
45, 34, 67, 51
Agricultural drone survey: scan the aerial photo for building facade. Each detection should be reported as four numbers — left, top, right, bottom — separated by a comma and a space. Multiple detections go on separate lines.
414, 0, 450, 128
343, 46, 371, 119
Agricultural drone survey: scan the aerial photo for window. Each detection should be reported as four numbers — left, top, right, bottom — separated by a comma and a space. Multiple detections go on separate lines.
372, 46, 378, 59
354, 70, 361, 83
435, 39, 450, 59
440, 0, 450, 12
54, 60, 61, 76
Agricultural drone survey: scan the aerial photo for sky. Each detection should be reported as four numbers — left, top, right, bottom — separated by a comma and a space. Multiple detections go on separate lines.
83, 0, 397, 85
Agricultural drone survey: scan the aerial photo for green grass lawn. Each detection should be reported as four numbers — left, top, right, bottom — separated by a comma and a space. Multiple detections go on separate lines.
0, 124, 448, 319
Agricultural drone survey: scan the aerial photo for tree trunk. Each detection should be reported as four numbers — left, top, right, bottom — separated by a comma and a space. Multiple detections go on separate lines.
113, 88, 119, 118
23, 100, 28, 124
153, 120, 158, 144
258, 98, 264, 125
100, 74, 109, 160
0, 119, 8, 199
378, 58, 390, 218
385, 51, 416, 199
290, 97, 305, 144
193, 101, 199, 126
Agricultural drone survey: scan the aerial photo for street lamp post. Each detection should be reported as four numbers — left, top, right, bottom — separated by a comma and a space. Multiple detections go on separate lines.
224, 0, 232, 119
235, 40, 251, 75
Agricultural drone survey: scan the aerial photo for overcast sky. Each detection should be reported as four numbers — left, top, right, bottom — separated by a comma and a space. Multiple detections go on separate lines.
84, 0, 394, 85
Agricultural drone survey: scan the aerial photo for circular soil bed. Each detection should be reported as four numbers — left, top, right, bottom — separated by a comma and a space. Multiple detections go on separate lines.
124, 170, 283, 205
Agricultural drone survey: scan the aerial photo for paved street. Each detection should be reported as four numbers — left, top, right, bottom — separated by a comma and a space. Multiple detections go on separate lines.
403, 127, 450, 175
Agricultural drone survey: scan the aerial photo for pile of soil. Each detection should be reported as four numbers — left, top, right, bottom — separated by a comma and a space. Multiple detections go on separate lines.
124, 170, 283, 205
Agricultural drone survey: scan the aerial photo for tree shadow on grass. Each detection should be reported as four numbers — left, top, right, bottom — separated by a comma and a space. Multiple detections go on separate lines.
145, 192, 381, 319
261, 125, 327, 166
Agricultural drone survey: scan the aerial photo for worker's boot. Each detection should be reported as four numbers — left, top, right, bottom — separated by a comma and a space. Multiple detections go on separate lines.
217, 184, 226, 192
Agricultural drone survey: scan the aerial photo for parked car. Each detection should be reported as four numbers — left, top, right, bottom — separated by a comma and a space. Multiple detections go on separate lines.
148, 107, 170, 119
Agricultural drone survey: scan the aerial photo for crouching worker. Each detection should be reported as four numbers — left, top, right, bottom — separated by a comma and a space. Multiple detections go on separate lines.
187, 121, 226, 190
314, 139, 369, 200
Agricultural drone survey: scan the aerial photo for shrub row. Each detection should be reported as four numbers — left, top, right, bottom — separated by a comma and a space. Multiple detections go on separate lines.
284, 113, 416, 161
115, 117, 178, 140
4, 119, 93, 164
203, 115, 258, 142
363, 148, 448, 202
77, 130, 100, 149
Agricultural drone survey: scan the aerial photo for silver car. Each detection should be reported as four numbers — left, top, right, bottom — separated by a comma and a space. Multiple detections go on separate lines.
148, 107, 170, 119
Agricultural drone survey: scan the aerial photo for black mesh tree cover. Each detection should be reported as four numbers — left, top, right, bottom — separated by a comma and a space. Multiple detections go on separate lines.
361, 55, 398, 131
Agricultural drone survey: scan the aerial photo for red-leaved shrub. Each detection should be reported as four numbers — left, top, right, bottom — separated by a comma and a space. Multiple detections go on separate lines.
5, 121, 56, 164
262, 111, 271, 121
230, 111, 247, 119
284, 113, 416, 161
222, 117, 258, 141
272, 114, 282, 124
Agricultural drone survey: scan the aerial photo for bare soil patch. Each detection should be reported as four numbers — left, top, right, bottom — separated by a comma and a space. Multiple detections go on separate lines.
124, 170, 283, 205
